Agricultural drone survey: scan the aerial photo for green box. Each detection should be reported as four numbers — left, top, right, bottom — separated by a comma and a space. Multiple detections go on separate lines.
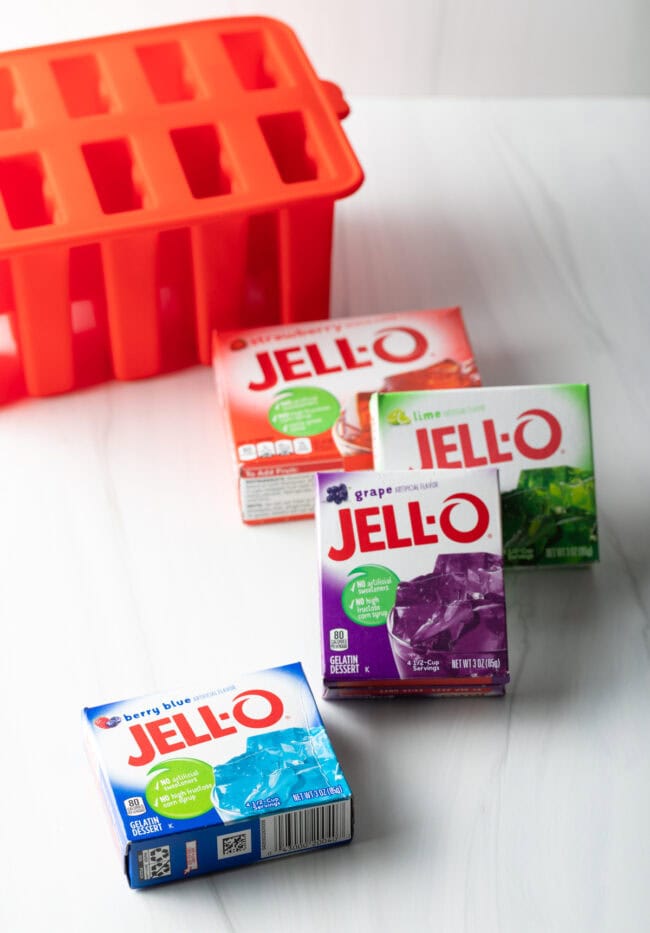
371, 384, 598, 568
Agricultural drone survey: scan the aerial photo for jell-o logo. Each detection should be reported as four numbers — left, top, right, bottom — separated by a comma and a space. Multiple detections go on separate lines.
328, 492, 491, 562
415, 409, 562, 470
126, 689, 284, 767
248, 326, 429, 391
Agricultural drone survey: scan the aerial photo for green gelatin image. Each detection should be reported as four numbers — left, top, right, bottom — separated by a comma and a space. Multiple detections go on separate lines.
502, 466, 598, 566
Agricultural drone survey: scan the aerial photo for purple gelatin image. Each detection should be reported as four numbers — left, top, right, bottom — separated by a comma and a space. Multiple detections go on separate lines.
387, 552, 507, 679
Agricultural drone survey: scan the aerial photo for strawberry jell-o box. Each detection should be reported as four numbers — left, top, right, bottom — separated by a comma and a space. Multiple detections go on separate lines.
371, 384, 598, 568
83, 664, 352, 887
315, 469, 509, 699
213, 308, 480, 524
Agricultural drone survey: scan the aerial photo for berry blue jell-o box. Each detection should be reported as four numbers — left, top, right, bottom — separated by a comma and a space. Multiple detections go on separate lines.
83, 663, 353, 887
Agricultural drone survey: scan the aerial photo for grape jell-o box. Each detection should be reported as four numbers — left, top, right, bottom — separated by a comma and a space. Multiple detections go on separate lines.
371, 384, 598, 567
316, 469, 509, 698
213, 308, 479, 523
83, 664, 352, 887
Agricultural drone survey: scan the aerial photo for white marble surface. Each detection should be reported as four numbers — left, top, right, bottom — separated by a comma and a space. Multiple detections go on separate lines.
3, 0, 650, 95
1, 99, 649, 932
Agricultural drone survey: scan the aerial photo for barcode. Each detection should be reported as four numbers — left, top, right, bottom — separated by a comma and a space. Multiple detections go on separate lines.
137, 845, 171, 881
217, 829, 252, 860
260, 800, 352, 858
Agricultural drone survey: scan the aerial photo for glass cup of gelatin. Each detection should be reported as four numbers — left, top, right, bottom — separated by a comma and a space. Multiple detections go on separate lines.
331, 358, 480, 462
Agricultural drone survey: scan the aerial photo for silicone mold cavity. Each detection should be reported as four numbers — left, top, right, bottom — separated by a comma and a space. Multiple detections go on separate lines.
82, 139, 144, 214
170, 125, 232, 198
0, 153, 54, 228
221, 30, 280, 90
136, 42, 196, 103
0, 68, 23, 129
51, 55, 112, 117
259, 111, 319, 183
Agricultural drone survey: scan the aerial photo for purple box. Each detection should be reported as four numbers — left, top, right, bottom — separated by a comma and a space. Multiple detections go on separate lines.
315, 469, 509, 698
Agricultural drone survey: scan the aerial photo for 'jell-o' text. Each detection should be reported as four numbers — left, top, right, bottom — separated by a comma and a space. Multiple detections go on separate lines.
371, 384, 598, 568
213, 308, 480, 524
315, 468, 509, 698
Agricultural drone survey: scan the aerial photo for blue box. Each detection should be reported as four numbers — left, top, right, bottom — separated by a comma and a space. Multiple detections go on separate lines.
83, 663, 353, 887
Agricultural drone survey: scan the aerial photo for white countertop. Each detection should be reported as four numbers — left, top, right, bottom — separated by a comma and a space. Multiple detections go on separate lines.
1, 98, 649, 933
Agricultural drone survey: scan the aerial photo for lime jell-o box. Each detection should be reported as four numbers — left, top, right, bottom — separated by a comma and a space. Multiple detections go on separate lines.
213, 308, 479, 524
371, 384, 598, 568
315, 468, 509, 698
83, 664, 352, 887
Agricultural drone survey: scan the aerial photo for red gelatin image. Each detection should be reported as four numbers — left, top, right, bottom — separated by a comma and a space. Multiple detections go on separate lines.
332, 357, 481, 462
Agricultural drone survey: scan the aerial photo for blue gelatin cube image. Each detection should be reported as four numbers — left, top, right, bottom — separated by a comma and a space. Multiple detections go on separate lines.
213, 726, 345, 816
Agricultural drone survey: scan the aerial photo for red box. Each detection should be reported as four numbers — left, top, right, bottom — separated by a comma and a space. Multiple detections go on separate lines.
213, 308, 481, 523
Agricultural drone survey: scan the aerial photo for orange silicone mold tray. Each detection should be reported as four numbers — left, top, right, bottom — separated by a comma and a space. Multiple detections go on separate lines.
0, 18, 363, 398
